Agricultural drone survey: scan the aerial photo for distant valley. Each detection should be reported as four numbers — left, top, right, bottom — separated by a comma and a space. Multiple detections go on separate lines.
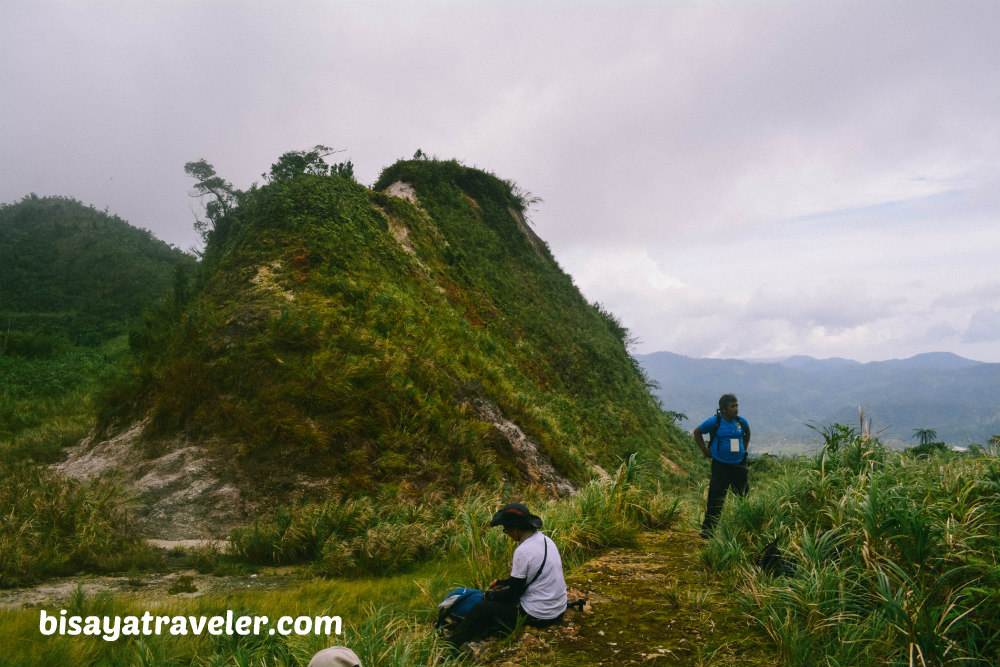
636, 351, 1000, 453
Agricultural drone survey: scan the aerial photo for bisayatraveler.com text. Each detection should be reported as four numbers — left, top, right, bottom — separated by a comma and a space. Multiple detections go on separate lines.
40, 609, 342, 642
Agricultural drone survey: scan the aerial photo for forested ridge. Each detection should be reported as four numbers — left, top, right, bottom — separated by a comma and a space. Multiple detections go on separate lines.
0, 194, 193, 350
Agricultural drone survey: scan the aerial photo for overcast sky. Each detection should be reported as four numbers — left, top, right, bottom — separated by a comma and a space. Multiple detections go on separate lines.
3, 1, 999, 363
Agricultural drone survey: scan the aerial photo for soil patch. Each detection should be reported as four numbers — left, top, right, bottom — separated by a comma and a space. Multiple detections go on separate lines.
481, 530, 777, 666
0, 556, 303, 610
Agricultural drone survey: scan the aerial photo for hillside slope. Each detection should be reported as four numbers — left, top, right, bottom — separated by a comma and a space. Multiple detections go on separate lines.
79, 156, 697, 536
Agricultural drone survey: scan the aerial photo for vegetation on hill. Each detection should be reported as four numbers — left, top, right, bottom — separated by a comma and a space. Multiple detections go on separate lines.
1, 195, 192, 451
1, 196, 194, 586
104, 151, 697, 496
0, 195, 194, 350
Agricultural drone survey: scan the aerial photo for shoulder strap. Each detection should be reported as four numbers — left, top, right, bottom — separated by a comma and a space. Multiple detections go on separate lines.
525, 535, 548, 589
707, 413, 722, 451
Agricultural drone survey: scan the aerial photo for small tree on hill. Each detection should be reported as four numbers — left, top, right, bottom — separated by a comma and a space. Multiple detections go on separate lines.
912, 428, 938, 446
184, 159, 239, 245
263, 145, 353, 183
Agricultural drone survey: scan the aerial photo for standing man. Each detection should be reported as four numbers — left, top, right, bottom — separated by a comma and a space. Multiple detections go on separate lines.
693, 393, 750, 538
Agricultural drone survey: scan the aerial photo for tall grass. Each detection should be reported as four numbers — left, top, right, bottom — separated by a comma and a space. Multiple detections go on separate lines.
0, 460, 159, 587
227, 455, 682, 582
1, 337, 159, 587
0, 570, 464, 667
1, 456, 682, 666
707, 425, 1000, 666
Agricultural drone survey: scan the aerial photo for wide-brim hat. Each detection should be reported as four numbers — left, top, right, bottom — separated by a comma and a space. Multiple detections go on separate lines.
489, 503, 543, 530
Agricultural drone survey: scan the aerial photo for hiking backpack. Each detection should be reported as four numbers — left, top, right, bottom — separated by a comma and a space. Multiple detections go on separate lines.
435, 588, 485, 627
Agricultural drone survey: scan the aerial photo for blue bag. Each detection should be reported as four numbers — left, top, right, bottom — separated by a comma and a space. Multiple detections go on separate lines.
435, 588, 485, 627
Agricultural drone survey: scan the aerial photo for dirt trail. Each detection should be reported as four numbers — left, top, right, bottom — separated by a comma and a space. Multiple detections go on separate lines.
0, 545, 296, 610
482, 530, 778, 667
2, 531, 777, 666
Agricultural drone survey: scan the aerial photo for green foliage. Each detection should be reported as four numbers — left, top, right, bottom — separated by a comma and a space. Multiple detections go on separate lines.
227, 457, 681, 582
0, 459, 158, 587
906, 440, 950, 458
166, 575, 198, 595
263, 145, 354, 183
1, 337, 132, 461
108, 155, 697, 495
705, 428, 1000, 666
806, 420, 856, 455
184, 159, 240, 245
0, 194, 193, 347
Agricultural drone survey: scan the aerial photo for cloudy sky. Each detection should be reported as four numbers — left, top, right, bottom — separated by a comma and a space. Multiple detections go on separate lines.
3, 1, 999, 363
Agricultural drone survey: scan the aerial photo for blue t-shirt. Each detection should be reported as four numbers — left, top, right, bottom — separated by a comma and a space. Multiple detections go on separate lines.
699, 415, 749, 463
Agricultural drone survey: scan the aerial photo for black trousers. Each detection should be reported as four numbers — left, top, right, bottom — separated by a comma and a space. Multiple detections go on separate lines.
445, 601, 563, 647
701, 457, 749, 536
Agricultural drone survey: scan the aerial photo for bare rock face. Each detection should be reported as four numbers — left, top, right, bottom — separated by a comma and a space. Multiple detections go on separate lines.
459, 384, 576, 497
384, 180, 418, 203
54, 420, 244, 540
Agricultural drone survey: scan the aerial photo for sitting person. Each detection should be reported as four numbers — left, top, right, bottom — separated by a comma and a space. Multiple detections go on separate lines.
445, 502, 567, 648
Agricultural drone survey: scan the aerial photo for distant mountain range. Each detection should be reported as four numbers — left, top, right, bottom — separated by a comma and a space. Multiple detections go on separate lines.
636, 351, 1000, 451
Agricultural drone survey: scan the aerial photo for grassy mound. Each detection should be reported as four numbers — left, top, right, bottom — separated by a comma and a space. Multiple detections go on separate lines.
110, 155, 697, 495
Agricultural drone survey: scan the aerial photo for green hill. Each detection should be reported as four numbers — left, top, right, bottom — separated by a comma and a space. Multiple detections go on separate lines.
0, 194, 194, 352
1, 195, 193, 451
105, 154, 697, 501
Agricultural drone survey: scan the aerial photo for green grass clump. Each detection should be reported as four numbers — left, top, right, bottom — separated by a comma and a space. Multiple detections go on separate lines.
703, 425, 1000, 666
0, 460, 159, 587
1, 338, 132, 463
1, 336, 159, 588
0, 572, 462, 667
227, 455, 682, 589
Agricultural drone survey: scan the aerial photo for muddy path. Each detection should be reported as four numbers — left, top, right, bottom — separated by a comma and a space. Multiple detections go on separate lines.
0, 542, 299, 610
481, 529, 778, 667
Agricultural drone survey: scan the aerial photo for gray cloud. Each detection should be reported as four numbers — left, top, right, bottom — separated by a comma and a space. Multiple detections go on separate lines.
2, 1, 999, 361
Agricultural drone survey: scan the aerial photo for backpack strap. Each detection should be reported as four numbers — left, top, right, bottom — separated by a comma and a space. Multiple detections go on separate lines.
525, 536, 548, 590
708, 414, 750, 455
707, 413, 722, 454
